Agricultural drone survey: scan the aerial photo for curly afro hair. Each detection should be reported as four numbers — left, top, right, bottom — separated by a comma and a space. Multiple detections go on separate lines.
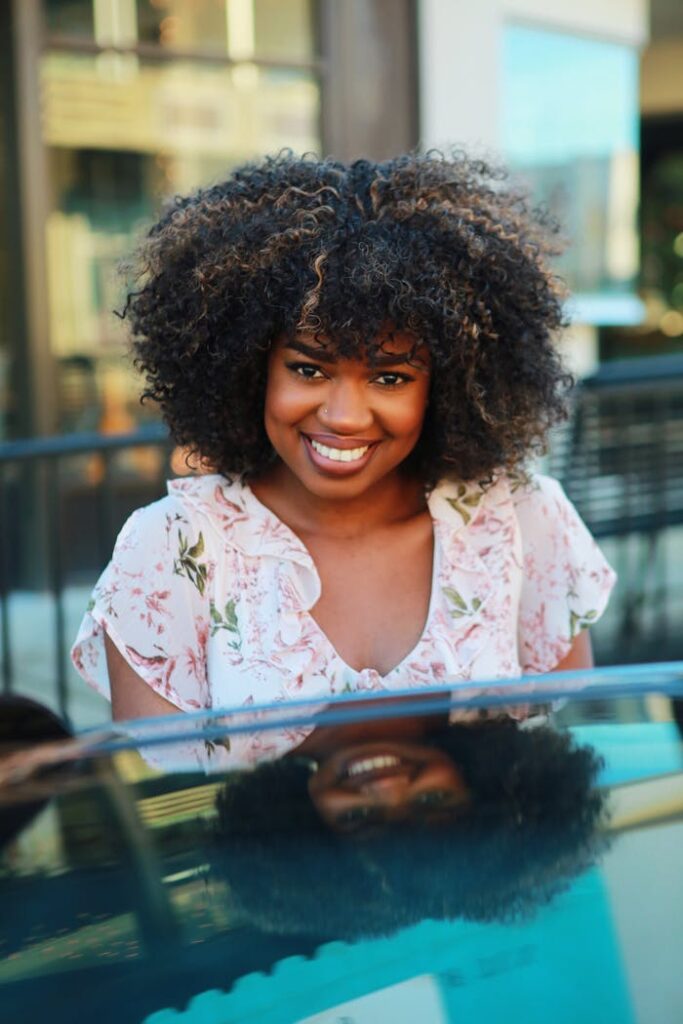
125, 151, 572, 485
210, 721, 607, 940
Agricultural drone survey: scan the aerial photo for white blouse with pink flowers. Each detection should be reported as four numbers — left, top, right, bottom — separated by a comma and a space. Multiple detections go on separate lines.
71, 472, 615, 768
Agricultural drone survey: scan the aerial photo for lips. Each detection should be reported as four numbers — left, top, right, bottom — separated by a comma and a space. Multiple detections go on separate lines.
311, 439, 370, 462
302, 434, 379, 475
340, 753, 417, 787
346, 754, 401, 777
305, 433, 380, 450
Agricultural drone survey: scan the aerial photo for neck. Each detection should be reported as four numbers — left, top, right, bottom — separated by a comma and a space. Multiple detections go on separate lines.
251, 463, 427, 539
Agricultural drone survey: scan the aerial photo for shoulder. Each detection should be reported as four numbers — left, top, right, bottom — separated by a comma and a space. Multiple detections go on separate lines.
117, 474, 250, 547
429, 476, 503, 529
430, 471, 583, 544
113, 492, 189, 553
508, 470, 565, 508
429, 473, 522, 530
507, 470, 614, 586
507, 471, 574, 531
166, 473, 249, 522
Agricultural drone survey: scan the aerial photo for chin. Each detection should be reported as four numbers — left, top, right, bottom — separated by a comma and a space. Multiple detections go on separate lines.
298, 471, 379, 500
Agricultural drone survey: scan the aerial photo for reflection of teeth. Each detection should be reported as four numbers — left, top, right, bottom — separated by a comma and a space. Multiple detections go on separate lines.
347, 755, 401, 776
310, 440, 370, 462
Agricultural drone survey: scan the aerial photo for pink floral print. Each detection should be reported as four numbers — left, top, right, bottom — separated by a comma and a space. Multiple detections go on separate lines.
71, 472, 616, 768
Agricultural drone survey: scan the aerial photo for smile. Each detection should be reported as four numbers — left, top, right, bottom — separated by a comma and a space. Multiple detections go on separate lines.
346, 755, 401, 777
310, 439, 370, 463
339, 752, 415, 787
302, 434, 379, 476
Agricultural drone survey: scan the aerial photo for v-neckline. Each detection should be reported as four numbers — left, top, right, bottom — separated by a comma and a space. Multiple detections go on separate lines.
308, 520, 441, 681
244, 483, 441, 681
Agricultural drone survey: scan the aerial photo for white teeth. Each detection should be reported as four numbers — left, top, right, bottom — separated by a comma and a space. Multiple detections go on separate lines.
346, 755, 401, 777
310, 439, 370, 462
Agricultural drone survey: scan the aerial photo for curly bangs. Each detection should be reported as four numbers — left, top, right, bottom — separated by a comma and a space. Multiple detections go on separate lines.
126, 151, 572, 483
210, 722, 607, 940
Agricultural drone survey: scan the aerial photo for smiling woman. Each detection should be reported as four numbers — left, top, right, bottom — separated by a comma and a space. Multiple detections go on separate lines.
211, 717, 607, 938
260, 331, 431, 500
307, 738, 471, 832
70, 152, 615, 754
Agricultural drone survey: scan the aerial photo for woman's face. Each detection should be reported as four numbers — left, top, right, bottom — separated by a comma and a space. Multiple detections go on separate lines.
308, 740, 470, 833
262, 332, 431, 501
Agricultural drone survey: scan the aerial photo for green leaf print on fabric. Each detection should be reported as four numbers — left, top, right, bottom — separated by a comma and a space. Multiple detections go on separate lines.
173, 530, 208, 595
443, 586, 483, 619
164, 510, 188, 547
445, 483, 484, 525
205, 737, 231, 757
209, 598, 241, 649
569, 608, 598, 639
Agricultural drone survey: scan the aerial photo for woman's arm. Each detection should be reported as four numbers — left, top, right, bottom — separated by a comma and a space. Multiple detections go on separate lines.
105, 632, 180, 721
551, 630, 594, 673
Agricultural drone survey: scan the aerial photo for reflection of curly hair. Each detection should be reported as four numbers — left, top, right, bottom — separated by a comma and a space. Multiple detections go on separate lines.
211, 722, 607, 940
125, 152, 571, 485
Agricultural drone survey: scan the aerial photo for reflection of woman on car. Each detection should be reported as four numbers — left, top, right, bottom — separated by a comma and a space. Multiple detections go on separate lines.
71, 152, 615, 754
211, 716, 607, 940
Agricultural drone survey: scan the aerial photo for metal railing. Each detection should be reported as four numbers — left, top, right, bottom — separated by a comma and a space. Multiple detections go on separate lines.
0, 424, 172, 720
548, 353, 683, 665
2, 354, 683, 722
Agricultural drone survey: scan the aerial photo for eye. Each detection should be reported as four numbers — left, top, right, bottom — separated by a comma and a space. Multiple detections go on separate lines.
373, 372, 413, 388
285, 361, 326, 380
412, 790, 454, 809
335, 805, 379, 828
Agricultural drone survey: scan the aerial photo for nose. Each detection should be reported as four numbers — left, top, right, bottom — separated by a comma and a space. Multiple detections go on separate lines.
358, 774, 411, 811
318, 378, 374, 434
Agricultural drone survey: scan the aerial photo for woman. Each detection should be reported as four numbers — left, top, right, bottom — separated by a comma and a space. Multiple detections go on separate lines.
71, 152, 615, 762
211, 714, 607, 938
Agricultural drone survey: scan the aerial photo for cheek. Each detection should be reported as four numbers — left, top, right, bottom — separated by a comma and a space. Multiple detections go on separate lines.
307, 779, 335, 821
423, 762, 470, 799
264, 373, 310, 428
389, 388, 430, 438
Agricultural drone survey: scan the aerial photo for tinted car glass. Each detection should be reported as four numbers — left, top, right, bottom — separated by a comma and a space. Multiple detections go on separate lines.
2, 666, 683, 1023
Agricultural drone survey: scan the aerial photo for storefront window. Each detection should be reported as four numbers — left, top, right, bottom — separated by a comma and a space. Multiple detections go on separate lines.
40, 1, 321, 435
502, 25, 641, 325
44, 0, 95, 38
138, 0, 315, 61
642, 149, 683, 328
46, 0, 316, 59
137, 0, 230, 52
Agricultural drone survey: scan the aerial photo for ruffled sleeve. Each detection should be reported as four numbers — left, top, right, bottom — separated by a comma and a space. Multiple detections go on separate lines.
514, 474, 616, 674
71, 496, 214, 712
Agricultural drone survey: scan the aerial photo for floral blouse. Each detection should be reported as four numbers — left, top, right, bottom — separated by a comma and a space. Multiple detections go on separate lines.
71, 472, 615, 768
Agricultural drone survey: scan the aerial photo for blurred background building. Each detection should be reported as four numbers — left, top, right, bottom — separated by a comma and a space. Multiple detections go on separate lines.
2, 0, 418, 441
1, 0, 682, 722
1, 0, 668, 442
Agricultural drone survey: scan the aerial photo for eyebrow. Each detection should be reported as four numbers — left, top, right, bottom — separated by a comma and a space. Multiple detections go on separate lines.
285, 340, 422, 368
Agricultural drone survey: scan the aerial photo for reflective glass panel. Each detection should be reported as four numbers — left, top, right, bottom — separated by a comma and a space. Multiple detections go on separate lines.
44, 0, 95, 38
39, 49, 320, 433
642, 150, 683, 317
137, 0, 230, 52
2, 666, 683, 1022
138, 0, 316, 61
251, 0, 316, 62
45, 0, 317, 59
502, 25, 641, 325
